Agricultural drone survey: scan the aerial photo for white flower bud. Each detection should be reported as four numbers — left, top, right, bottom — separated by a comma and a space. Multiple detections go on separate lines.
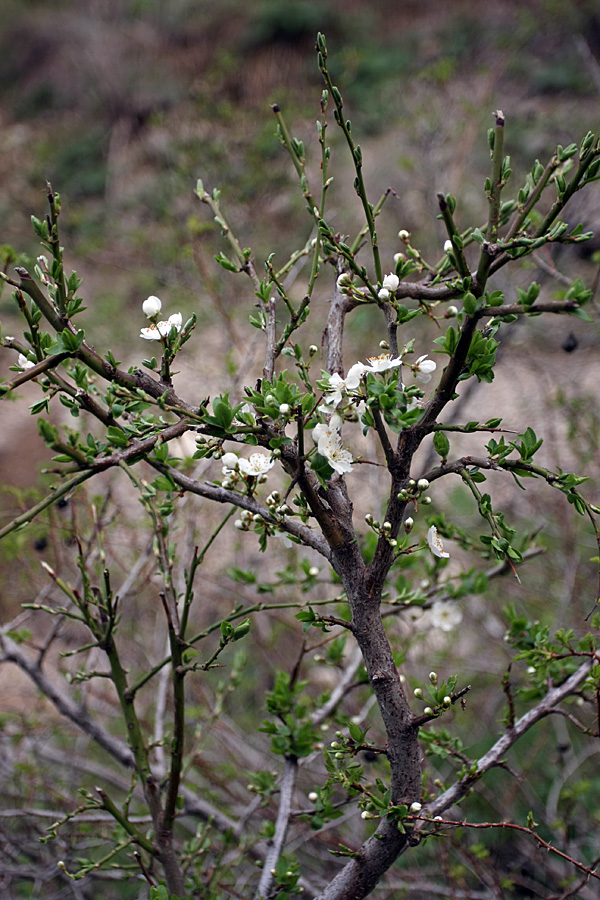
444, 240, 453, 253
308, 791, 318, 802
308, 566, 319, 577
337, 272, 352, 288
409, 802, 422, 813
446, 305, 459, 317
404, 517, 414, 533
424, 707, 434, 716
378, 288, 390, 300
413, 688, 423, 699
279, 403, 290, 415
17, 353, 35, 370
265, 394, 276, 405
398, 229, 410, 240
309, 344, 318, 356
382, 521, 392, 532
142, 295, 162, 317
417, 479, 430, 491
221, 452, 238, 469
429, 671, 438, 684
394, 252, 405, 263
421, 496, 432, 505
443, 696, 452, 708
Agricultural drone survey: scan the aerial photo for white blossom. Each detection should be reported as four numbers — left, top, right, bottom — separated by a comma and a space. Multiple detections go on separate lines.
17, 353, 35, 370
142, 295, 162, 317
318, 427, 354, 475
140, 313, 183, 341
220, 452, 239, 470
323, 363, 365, 407
237, 452, 275, 477
382, 273, 399, 292
414, 355, 437, 384
314, 416, 353, 475
378, 288, 390, 300
427, 525, 450, 559
430, 600, 462, 632
364, 353, 403, 373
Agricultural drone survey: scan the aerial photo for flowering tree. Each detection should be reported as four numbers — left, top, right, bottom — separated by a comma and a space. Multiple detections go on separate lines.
2, 32, 600, 900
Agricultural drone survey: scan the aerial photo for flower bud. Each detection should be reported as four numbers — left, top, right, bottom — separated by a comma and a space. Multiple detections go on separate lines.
444, 240, 453, 253
443, 696, 452, 708
279, 403, 290, 415
309, 344, 318, 356
308, 566, 319, 577
308, 791, 318, 802
429, 671, 438, 684
409, 802, 422, 813
398, 229, 410, 241
424, 707, 434, 716
221, 452, 238, 469
382, 273, 399, 292
404, 517, 414, 533
417, 479, 430, 491
413, 688, 423, 699
446, 305, 459, 317
365, 513, 374, 525
378, 288, 390, 300
142, 295, 162, 317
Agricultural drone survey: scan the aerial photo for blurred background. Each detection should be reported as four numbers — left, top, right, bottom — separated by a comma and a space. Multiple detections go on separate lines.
2, 1, 600, 897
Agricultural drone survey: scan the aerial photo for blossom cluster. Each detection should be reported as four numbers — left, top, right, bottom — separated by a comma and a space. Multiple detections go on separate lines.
140, 296, 183, 340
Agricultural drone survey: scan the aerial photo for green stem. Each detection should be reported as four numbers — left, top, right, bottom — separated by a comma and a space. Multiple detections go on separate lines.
96, 788, 155, 855
437, 193, 470, 280
0, 470, 97, 541
46, 184, 68, 315
476, 111, 505, 292
318, 55, 382, 283
272, 104, 320, 219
